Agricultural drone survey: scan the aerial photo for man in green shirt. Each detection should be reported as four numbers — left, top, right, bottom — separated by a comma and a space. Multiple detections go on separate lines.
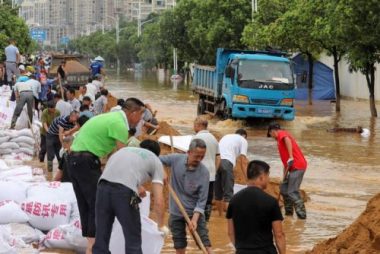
68, 97, 145, 254
39, 101, 60, 162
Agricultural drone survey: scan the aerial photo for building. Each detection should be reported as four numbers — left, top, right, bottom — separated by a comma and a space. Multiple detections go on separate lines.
19, 0, 176, 47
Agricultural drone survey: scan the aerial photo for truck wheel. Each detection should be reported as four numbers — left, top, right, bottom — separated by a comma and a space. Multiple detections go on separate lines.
197, 98, 205, 115
221, 100, 231, 120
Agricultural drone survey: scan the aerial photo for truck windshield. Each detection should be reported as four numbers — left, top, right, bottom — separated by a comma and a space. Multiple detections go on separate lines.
238, 60, 293, 84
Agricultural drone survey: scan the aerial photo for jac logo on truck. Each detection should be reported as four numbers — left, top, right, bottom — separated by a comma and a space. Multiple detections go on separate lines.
258, 84, 274, 89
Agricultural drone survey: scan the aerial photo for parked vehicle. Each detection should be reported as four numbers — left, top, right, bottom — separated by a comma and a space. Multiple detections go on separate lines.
192, 48, 296, 120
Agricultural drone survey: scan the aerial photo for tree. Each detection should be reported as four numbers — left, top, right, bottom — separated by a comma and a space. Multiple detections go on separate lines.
338, 0, 380, 117
244, 0, 322, 105
310, 0, 347, 112
0, 4, 33, 60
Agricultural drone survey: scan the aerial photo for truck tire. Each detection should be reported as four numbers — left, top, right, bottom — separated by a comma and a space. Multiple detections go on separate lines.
197, 98, 206, 115
221, 100, 231, 120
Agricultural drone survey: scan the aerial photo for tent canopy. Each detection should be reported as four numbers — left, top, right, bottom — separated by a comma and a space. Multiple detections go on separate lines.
292, 54, 335, 100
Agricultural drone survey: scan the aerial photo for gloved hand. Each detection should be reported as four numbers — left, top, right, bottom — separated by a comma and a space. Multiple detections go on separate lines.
158, 226, 170, 237
287, 158, 294, 167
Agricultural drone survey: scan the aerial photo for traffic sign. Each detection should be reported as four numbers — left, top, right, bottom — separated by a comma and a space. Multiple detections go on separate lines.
30, 28, 47, 42
60, 36, 70, 45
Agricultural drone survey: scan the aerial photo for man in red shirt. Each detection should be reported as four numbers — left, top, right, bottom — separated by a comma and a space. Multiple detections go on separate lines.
267, 122, 307, 219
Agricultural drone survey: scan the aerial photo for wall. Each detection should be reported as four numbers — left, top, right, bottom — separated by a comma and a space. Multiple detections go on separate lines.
319, 53, 380, 101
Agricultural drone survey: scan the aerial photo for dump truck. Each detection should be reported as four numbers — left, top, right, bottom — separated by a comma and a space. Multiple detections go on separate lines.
49, 54, 90, 89
192, 48, 296, 120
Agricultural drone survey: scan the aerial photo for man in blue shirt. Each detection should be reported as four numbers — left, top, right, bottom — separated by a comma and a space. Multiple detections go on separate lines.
160, 139, 213, 254
90, 56, 105, 77
4, 38, 20, 86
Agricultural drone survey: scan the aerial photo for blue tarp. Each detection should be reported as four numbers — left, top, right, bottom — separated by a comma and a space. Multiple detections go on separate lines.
293, 54, 336, 100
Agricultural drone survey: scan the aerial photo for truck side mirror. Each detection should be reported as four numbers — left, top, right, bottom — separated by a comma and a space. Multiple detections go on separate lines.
225, 66, 235, 79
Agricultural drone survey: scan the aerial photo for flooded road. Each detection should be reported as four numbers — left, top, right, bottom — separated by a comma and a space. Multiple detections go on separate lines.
107, 72, 380, 253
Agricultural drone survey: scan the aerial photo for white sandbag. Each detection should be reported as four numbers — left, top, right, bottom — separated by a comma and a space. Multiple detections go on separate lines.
42, 227, 71, 250
0, 160, 9, 171
0, 149, 12, 155
18, 148, 34, 156
0, 166, 33, 181
140, 192, 151, 217
69, 202, 80, 223
0, 200, 29, 224
0, 142, 19, 150
0, 226, 17, 254
110, 216, 164, 254
2, 159, 22, 167
0, 136, 10, 144
0, 181, 28, 203
32, 168, 44, 176
9, 223, 44, 244
234, 184, 247, 194
14, 129, 33, 138
18, 143, 34, 149
27, 182, 77, 203
21, 198, 71, 231
10, 136, 35, 145
60, 219, 86, 253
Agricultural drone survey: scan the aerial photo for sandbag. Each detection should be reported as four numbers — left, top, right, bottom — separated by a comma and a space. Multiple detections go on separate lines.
0, 166, 33, 181
10, 136, 35, 145
109, 216, 164, 254
27, 182, 77, 203
9, 223, 44, 244
21, 198, 71, 231
0, 181, 28, 203
140, 192, 151, 217
0, 200, 29, 224
0, 226, 17, 254
0, 137, 9, 144
0, 142, 19, 150
18, 143, 34, 149
18, 148, 34, 156
60, 219, 86, 253
15, 129, 33, 138
0, 149, 12, 155
42, 227, 71, 250
0, 160, 9, 171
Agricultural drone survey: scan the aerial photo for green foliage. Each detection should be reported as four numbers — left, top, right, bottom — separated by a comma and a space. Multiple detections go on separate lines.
0, 4, 33, 60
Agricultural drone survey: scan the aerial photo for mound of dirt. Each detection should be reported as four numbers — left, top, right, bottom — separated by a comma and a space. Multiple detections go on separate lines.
308, 193, 380, 254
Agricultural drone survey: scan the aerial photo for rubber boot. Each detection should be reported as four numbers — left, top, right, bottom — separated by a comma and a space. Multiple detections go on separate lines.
283, 196, 294, 216
204, 204, 212, 222
294, 200, 307, 219
47, 161, 53, 172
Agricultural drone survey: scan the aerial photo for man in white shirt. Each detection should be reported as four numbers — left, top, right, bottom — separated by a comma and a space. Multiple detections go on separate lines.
93, 140, 168, 254
26, 74, 41, 115
215, 129, 248, 215
79, 83, 95, 103
92, 74, 104, 93
66, 88, 81, 112
54, 93, 73, 116
10, 76, 34, 129
86, 80, 97, 101
192, 116, 220, 221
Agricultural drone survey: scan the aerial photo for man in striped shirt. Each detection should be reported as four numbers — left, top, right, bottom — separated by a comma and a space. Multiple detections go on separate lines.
46, 111, 79, 172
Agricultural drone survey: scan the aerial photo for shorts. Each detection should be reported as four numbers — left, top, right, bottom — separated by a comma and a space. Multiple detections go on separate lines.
169, 214, 211, 249
214, 159, 234, 202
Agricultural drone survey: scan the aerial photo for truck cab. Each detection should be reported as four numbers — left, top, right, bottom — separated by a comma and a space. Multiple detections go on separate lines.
193, 48, 296, 121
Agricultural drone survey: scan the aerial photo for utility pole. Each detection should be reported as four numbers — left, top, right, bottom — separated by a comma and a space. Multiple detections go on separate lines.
116, 13, 120, 75
137, 0, 141, 37
251, 0, 258, 21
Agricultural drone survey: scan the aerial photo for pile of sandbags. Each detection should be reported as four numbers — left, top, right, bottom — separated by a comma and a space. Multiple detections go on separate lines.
0, 157, 164, 254
0, 128, 39, 160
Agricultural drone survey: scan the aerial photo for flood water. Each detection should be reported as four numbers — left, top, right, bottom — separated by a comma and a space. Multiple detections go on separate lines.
107, 71, 380, 253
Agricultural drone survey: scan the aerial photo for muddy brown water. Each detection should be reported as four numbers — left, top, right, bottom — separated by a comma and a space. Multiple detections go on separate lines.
107, 72, 380, 253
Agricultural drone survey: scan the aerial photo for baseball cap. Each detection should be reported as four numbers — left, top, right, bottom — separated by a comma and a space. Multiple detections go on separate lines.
18, 64, 25, 71
267, 122, 281, 137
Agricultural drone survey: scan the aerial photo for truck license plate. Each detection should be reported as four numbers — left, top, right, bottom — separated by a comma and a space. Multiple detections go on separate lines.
258, 108, 272, 114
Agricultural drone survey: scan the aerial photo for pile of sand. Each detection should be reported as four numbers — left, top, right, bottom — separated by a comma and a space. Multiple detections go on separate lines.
308, 193, 380, 254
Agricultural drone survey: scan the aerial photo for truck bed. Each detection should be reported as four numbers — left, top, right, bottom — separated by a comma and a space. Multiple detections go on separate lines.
192, 65, 219, 97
